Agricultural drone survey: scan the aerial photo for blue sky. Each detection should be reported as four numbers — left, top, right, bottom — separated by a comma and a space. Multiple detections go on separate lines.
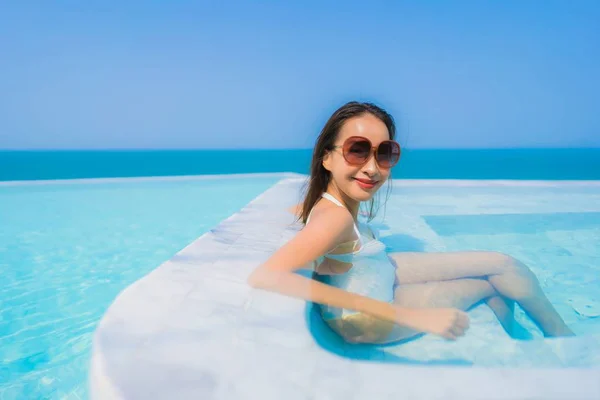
0, 1, 598, 149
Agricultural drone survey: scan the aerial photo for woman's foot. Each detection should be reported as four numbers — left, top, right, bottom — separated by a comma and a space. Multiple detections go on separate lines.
542, 323, 576, 337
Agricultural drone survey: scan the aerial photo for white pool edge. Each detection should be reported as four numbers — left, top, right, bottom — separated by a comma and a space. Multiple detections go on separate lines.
3, 172, 600, 187
0, 172, 305, 186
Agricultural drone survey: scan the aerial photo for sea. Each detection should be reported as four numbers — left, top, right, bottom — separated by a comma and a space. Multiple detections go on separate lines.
1, 148, 599, 181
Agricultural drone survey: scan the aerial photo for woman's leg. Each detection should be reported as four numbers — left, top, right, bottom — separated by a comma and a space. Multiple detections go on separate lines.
388, 251, 573, 337
484, 296, 533, 340
376, 278, 496, 343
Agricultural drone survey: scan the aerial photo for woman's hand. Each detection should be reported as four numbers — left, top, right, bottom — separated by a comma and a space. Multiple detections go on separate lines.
396, 306, 470, 340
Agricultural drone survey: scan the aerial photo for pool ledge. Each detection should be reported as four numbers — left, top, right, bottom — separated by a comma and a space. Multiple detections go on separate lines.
89, 177, 600, 399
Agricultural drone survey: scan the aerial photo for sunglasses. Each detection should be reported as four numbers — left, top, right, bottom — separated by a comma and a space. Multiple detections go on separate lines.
332, 136, 401, 169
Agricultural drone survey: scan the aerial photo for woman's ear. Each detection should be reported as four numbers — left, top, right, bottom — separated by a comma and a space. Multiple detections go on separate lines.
322, 151, 332, 172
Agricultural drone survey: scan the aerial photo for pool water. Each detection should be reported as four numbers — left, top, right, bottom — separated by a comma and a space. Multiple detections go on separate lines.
0, 176, 282, 399
2, 177, 600, 398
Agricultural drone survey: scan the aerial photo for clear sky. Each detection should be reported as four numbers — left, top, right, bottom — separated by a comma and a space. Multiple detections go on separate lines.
0, 1, 598, 150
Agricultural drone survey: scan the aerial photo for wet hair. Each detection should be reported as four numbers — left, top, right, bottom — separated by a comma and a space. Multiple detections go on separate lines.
299, 101, 396, 224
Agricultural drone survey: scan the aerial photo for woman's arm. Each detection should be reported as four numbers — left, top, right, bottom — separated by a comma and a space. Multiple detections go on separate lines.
248, 206, 401, 323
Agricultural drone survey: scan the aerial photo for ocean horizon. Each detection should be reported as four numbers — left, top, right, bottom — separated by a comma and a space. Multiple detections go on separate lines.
1, 148, 599, 181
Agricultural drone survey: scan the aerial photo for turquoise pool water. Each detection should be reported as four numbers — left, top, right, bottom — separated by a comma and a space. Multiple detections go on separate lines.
2, 176, 600, 399
0, 175, 281, 399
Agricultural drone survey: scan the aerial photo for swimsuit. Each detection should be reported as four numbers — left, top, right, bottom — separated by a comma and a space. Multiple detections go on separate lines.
307, 193, 398, 343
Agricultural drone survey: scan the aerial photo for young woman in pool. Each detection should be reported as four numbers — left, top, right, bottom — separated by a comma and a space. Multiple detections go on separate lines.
247, 101, 573, 343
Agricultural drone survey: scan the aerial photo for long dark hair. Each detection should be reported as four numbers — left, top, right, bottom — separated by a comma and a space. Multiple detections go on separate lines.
299, 101, 397, 224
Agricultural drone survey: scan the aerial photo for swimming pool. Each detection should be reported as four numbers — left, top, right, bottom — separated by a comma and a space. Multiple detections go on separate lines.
0, 175, 284, 399
88, 176, 600, 399
3, 175, 600, 399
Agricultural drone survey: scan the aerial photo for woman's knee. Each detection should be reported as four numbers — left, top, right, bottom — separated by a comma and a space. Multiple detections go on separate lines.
487, 252, 532, 275
487, 252, 540, 300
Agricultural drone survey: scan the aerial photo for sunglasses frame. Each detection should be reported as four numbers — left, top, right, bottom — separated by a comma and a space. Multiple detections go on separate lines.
332, 136, 401, 168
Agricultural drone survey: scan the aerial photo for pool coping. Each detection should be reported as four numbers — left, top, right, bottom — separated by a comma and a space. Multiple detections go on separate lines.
88, 175, 600, 400
0, 172, 305, 186
3, 171, 600, 186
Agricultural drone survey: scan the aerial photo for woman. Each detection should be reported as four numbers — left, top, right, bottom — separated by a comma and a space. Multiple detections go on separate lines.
248, 101, 573, 343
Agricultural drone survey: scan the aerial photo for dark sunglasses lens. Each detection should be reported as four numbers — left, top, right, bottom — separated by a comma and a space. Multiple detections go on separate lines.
377, 142, 400, 167
346, 140, 371, 163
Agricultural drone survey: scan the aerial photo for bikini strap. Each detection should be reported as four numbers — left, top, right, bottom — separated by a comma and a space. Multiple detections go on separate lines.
321, 192, 344, 207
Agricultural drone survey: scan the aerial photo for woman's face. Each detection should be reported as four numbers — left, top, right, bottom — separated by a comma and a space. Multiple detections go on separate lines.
323, 113, 393, 203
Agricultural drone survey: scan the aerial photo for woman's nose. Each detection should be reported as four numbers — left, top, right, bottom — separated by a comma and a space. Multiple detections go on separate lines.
362, 152, 379, 175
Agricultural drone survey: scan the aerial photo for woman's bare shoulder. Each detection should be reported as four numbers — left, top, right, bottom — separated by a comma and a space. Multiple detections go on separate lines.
285, 200, 355, 241
261, 203, 354, 273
